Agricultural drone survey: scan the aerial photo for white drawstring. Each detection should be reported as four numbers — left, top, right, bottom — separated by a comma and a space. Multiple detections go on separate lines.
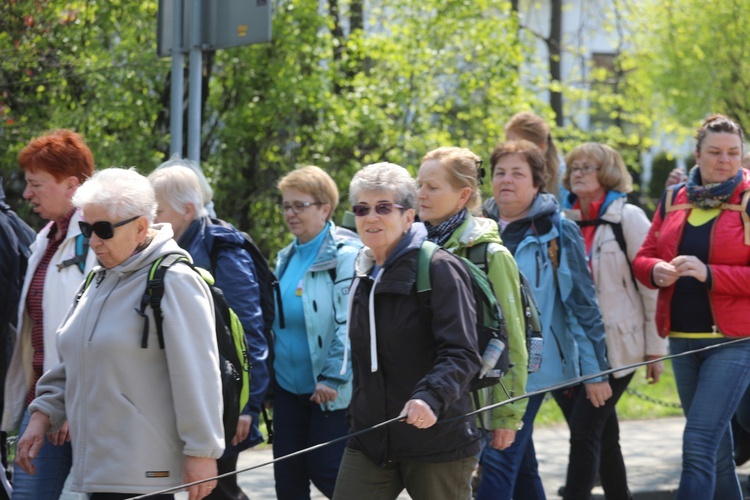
368, 268, 384, 372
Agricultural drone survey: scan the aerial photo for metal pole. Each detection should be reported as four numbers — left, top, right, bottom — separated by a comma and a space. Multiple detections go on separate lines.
169, 0, 184, 157
187, 0, 202, 163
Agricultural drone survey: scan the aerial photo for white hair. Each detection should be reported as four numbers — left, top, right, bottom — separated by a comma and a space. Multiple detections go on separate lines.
73, 167, 157, 223
155, 154, 214, 206
349, 162, 417, 209
147, 165, 207, 220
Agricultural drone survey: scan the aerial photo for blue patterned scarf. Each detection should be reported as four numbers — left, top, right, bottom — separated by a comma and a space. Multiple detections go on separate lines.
685, 165, 743, 209
425, 208, 468, 247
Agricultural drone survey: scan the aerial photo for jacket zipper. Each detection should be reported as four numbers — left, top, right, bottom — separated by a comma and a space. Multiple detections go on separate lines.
706, 217, 720, 335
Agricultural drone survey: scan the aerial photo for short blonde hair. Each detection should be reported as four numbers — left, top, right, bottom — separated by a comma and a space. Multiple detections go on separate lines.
563, 143, 632, 193
421, 147, 482, 213
277, 166, 339, 219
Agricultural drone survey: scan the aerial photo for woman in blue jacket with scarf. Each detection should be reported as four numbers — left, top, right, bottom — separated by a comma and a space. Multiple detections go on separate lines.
476, 140, 610, 500
273, 166, 361, 499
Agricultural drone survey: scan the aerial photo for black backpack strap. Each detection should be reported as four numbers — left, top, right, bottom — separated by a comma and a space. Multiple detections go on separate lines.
572, 217, 639, 290
135, 254, 187, 349
466, 242, 490, 274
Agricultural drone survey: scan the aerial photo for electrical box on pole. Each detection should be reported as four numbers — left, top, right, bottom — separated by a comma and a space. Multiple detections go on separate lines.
157, 0, 272, 161
157, 0, 272, 56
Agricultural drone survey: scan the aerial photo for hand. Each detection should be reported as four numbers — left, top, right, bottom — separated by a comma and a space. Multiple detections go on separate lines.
665, 168, 686, 188
490, 429, 516, 450
15, 411, 52, 476
231, 414, 251, 446
584, 381, 612, 408
310, 383, 338, 405
47, 420, 70, 446
184, 456, 218, 500
645, 355, 664, 384
652, 261, 679, 287
399, 399, 437, 429
670, 255, 708, 283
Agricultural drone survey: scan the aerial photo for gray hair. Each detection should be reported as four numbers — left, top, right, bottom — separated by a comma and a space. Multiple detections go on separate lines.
349, 162, 417, 209
72, 167, 157, 223
155, 154, 214, 206
147, 165, 207, 220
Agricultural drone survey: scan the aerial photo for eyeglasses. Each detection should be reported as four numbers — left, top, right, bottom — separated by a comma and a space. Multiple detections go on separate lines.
279, 201, 322, 214
79, 215, 141, 240
351, 202, 406, 217
569, 164, 600, 175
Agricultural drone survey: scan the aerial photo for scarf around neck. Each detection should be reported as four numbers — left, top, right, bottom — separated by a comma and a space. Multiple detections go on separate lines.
425, 208, 468, 247
686, 165, 743, 209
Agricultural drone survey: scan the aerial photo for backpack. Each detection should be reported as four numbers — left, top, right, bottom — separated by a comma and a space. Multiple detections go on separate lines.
464, 243, 544, 374
209, 219, 279, 339
0, 189, 35, 281
79, 254, 250, 444
660, 183, 750, 245
416, 241, 511, 390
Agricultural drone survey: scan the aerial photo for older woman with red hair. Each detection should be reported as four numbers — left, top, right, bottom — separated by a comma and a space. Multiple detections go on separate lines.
2, 129, 96, 499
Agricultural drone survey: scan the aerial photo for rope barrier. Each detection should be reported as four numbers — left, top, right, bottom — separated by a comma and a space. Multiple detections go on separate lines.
124, 336, 750, 498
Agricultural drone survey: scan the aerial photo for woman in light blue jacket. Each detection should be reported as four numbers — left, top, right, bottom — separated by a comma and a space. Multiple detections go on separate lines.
476, 140, 610, 500
272, 166, 361, 499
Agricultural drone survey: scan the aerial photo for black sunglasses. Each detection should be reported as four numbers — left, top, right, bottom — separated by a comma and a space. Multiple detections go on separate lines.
351, 202, 406, 217
79, 215, 141, 240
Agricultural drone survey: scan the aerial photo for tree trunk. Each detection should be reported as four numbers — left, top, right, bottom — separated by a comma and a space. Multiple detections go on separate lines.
548, 0, 563, 127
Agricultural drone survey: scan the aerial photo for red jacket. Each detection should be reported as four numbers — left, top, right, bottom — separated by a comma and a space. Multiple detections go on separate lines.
633, 169, 750, 338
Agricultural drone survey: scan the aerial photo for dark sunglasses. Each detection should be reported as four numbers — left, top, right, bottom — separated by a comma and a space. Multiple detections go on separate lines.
79, 215, 141, 240
351, 202, 406, 217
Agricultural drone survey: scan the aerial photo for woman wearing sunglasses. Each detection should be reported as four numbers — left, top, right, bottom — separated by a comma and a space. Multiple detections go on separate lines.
2, 129, 97, 500
15, 168, 224, 500
272, 166, 361, 499
333, 163, 481, 500
416, 146, 528, 448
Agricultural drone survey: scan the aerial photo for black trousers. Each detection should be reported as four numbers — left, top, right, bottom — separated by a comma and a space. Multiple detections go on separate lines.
553, 372, 634, 500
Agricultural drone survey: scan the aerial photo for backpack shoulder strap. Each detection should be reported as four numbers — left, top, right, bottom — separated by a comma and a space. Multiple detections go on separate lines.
719, 189, 750, 245
136, 254, 188, 349
465, 242, 490, 274
661, 183, 689, 217
74, 269, 98, 306
416, 240, 440, 294
57, 234, 89, 274
607, 220, 640, 289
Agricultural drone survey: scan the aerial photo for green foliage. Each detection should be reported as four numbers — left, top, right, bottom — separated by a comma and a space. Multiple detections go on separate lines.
628, 0, 750, 135
648, 152, 678, 198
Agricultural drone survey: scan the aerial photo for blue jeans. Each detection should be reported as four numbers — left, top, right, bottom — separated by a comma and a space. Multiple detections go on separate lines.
670, 337, 750, 500
12, 409, 72, 500
476, 393, 546, 500
272, 385, 348, 499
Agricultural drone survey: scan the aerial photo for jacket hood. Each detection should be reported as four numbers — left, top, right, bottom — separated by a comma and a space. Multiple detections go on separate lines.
444, 215, 502, 251
501, 193, 559, 255
180, 216, 246, 251
563, 190, 627, 218
91, 223, 189, 277
482, 197, 500, 221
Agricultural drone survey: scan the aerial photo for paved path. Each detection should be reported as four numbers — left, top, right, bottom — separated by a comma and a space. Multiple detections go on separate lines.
58, 416, 750, 499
